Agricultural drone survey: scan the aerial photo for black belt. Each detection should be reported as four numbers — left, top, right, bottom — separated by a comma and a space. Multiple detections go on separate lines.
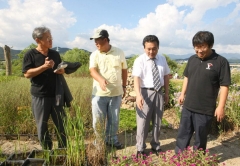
141, 87, 162, 92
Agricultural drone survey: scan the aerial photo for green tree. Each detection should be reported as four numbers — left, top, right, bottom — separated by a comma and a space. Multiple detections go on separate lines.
62, 48, 91, 77
177, 63, 187, 78
62, 48, 90, 65
161, 54, 178, 109
126, 55, 139, 69
12, 44, 37, 76
163, 54, 178, 72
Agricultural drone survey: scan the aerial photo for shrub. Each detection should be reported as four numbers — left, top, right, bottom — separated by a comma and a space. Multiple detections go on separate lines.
126, 55, 138, 69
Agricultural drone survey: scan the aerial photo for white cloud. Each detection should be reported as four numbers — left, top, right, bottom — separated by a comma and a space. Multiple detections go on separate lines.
1, 0, 240, 57
214, 44, 240, 54
0, 0, 76, 49
67, 1, 240, 56
65, 35, 92, 52
168, 0, 238, 27
74, 4, 190, 56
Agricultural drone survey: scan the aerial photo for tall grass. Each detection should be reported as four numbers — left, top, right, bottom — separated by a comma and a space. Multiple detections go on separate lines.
0, 77, 35, 134
226, 90, 240, 128
1, 71, 240, 165
64, 77, 109, 165
223, 80, 240, 131
66, 64, 90, 77
63, 77, 92, 165
64, 103, 86, 165
65, 77, 93, 132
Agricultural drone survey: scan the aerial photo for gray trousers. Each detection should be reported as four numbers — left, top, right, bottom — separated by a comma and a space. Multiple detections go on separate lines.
136, 88, 164, 151
32, 96, 67, 150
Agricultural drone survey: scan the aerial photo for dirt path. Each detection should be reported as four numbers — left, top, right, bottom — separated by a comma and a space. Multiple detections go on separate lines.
116, 127, 240, 165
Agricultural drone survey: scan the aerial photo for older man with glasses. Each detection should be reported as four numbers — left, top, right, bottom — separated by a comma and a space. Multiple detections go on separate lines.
22, 26, 67, 150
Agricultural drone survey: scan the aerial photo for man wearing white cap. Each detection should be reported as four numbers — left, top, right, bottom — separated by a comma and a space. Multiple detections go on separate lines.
89, 29, 128, 149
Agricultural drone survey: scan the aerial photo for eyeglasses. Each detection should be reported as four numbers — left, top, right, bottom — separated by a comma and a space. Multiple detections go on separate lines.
194, 44, 208, 51
46, 37, 53, 41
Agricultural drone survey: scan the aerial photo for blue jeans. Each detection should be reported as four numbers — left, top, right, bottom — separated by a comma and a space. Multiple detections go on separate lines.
92, 95, 122, 144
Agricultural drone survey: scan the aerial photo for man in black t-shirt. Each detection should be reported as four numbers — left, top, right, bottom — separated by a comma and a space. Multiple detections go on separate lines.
175, 31, 231, 154
22, 26, 66, 150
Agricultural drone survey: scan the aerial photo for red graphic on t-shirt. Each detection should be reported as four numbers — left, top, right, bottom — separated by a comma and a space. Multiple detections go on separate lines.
206, 63, 213, 70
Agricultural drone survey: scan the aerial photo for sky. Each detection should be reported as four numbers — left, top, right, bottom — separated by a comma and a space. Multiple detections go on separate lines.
0, 0, 240, 57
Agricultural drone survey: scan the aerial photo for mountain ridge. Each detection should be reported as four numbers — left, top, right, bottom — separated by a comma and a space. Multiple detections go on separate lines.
1, 47, 240, 62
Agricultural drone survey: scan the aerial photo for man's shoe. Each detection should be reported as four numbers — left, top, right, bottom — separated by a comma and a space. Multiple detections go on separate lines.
106, 142, 124, 149
136, 151, 146, 159
151, 148, 163, 156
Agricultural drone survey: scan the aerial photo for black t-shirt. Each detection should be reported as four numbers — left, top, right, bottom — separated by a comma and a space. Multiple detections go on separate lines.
183, 49, 231, 115
22, 48, 62, 97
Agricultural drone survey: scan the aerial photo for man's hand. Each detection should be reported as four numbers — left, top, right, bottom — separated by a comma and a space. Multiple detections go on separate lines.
136, 95, 144, 110
99, 78, 108, 91
214, 107, 225, 122
122, 87, 126, 98
178, 93, 185, 105
43, 57, 55, 69
54, 68, 65, 74
164, 93, 169, 105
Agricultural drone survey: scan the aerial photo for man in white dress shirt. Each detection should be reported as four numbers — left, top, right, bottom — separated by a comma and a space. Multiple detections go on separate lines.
132, 35, 170, 157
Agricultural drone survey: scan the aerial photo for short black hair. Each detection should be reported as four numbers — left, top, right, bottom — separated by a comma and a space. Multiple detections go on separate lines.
192, 31, 214, 47
142, 35, 159, 48
102, 37, 110, 42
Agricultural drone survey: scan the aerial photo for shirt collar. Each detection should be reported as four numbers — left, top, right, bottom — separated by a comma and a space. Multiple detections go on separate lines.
98, 45, 113, 54
144, 53, 159, 61
195, 49, 217, 61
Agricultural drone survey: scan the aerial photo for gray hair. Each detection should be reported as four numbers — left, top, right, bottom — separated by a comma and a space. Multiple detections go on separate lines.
32, 26, 51, 40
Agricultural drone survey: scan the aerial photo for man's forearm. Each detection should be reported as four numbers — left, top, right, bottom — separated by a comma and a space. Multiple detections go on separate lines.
24, 65, 47, 78
181, 77, 188, 95
90, 68, 104, 82
218, 86, 229, 108
122, 69, 128, 86
164, 75, 169, 94
134, 76, 141, 96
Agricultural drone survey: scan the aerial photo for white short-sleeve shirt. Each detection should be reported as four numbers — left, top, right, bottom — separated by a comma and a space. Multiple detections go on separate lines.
132, 53, 170, 88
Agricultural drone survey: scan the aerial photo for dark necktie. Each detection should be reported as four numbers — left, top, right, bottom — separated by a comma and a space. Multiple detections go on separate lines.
151, 58, 161, 91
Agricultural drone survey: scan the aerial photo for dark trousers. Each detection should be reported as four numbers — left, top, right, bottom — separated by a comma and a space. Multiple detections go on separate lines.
175, 107, 213, 154
32, 96, 67, 150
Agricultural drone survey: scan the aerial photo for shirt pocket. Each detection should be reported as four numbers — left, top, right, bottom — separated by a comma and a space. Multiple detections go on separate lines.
157, 66, 164, 77
112, 57, 120, 68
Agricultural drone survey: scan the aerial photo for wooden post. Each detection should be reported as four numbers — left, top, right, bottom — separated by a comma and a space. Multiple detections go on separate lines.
3, 45, 12, 76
